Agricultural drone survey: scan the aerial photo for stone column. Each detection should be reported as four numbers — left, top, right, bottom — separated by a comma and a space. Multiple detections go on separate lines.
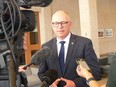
79, 0, 100, 57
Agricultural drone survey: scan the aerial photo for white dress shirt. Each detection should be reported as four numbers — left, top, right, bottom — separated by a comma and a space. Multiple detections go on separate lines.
57, 33, 71, 63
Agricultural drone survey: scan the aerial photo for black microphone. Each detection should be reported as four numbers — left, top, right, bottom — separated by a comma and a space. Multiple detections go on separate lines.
23, 46, 51, 69
40, 69, 58, 87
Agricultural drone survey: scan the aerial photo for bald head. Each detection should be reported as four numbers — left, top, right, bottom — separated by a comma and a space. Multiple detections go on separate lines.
52, 10, 71, 22
51, 10, 72, 40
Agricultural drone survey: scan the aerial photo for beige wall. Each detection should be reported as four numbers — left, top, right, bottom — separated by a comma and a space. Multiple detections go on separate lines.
97, 0, 116, 55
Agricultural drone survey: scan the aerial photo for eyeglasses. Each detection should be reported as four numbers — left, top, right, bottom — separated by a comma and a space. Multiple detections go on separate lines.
52, 21, 69, 27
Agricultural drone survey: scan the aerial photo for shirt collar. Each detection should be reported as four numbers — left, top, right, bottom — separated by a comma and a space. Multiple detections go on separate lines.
57, 33, 71, 44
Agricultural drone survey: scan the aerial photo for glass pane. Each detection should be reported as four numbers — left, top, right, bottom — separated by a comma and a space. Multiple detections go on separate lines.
30, 32, 38, 44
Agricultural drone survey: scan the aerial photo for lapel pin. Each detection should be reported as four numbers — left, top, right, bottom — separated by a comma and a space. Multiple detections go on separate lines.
71, 42, 74, 45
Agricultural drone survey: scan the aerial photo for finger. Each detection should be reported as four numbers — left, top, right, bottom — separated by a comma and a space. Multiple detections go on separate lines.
61, 77, 67, 82
78, 65, 81, 71
77, 65, 81, 72
52, 78, 61, 86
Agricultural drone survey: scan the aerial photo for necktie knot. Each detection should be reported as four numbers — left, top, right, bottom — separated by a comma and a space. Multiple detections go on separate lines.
60, 41, 65, 45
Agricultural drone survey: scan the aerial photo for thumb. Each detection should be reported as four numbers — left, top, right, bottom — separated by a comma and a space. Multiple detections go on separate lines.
61, 77, 67, 81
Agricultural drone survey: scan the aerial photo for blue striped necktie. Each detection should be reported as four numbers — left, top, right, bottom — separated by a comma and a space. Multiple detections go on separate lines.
59, 41, 65, 73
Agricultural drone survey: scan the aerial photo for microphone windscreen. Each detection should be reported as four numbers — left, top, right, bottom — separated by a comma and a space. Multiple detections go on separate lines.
43, 69, 58, 85
31, 46, 52, 65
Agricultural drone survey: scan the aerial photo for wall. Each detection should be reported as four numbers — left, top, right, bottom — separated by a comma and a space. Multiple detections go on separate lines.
97, 0, 116, 55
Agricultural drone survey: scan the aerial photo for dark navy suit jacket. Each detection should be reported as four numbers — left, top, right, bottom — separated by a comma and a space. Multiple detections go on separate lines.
38, 34, 101, 87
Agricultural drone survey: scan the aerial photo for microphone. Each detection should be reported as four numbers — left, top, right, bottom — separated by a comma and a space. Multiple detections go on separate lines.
23, 46, 51, 69
40, 69, 58, 87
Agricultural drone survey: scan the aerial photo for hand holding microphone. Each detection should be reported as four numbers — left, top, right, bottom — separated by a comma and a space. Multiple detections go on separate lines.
76, 58, 92, 79
76, 64, 93, 80
18, 65, 28, 72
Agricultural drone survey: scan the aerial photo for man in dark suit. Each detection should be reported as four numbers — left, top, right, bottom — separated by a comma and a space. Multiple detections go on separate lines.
38, 10, 101, 87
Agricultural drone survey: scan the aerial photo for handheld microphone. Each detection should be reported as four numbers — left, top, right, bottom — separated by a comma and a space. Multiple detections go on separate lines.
40, 69, 58, 87
23, 46, 51, 69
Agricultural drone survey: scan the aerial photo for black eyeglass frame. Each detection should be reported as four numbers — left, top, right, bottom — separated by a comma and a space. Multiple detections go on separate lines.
52, 21, 70, 27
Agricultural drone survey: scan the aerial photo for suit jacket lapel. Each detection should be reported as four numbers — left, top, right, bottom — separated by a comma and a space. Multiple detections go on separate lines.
52, 38, 63, 74
64, 34, 77, 74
